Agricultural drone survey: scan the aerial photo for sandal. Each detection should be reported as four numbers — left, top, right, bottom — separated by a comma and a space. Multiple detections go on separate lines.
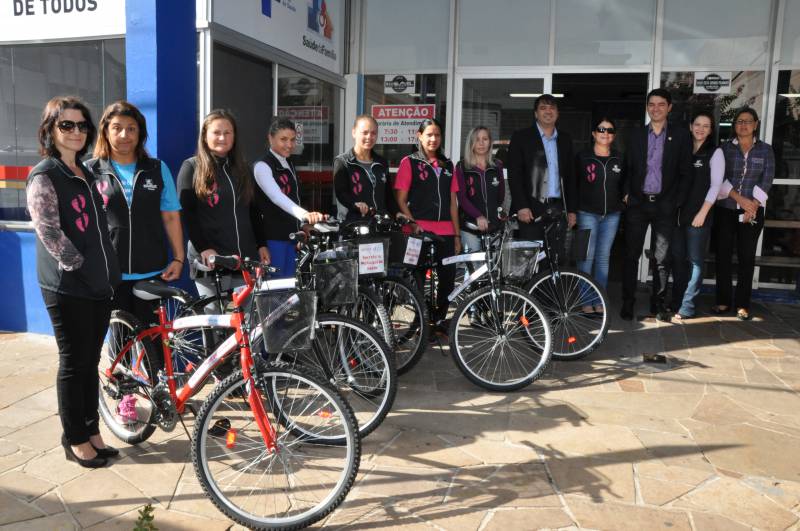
594, 305, 605, 314
673, 313, 693, 322
711, 305, 730, 315
736, 308, 751, 321
581, 305, 596, 314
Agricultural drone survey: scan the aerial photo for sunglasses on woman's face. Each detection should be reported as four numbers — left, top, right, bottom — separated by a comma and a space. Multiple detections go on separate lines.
595, 126, 616, 134
57, 120, 90, 134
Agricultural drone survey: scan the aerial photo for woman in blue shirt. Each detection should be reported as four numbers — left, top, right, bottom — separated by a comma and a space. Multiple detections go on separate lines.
87, 101, 184, 325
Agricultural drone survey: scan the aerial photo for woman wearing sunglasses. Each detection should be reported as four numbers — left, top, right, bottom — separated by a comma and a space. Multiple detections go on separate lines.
87, 101, 184, 326
567, 117, 625, 313
713, 107, 775, 321
26, 96, 121, 468
670, 111, 724, 320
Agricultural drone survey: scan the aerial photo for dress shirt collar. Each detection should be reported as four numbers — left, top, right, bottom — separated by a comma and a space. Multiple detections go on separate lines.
536, 122, 558, 140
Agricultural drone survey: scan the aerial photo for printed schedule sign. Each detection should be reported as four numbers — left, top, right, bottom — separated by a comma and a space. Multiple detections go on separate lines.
371, 104, 436, 145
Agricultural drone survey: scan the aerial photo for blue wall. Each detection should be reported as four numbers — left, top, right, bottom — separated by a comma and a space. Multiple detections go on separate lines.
0, 231, 53, 334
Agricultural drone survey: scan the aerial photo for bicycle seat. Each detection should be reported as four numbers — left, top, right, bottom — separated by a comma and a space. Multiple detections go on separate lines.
133, 280, 191, 302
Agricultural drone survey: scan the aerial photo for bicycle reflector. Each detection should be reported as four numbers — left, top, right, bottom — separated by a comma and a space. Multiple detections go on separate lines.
567, 336, 577, 344
519, 315, 530, 327
348, 357, 358, 368
318, 409, 333, 419
226, 428, 237, 449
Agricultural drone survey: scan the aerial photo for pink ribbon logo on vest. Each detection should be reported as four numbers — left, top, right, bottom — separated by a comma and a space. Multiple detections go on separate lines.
207, 181, 219, 207
586, 163, 597, 183
95, 180, 110, 208
416, 162, 428, 181
351, 170, 362, 194
278, 172, 293, 196
71, 193, 90, 232
467, 174, 476, 197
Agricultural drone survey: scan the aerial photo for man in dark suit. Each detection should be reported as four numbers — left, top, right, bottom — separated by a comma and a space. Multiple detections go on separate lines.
621, 88, 692, 321
508, 94, 575, 253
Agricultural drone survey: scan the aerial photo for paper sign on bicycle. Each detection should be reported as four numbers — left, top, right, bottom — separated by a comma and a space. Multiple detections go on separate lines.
403, 237, 422, 266
358, 242, 385, 275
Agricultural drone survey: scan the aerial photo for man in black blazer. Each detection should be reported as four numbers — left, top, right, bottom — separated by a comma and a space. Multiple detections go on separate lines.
508, 94, 575, 253
621, 88, 692, 321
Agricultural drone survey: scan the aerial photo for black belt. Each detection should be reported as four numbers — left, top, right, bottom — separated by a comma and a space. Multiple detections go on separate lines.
545, 197, 562, 205
644, 194, 659, 202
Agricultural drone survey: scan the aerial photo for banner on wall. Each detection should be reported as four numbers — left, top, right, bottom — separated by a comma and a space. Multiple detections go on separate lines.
694, 72, 732, 94
371, 104, 435, 145
211, 0, 343, 75
1, 0, 125, 43
278, 106, 330, 144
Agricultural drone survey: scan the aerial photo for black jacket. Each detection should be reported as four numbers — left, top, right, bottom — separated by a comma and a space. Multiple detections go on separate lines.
27, 157, 120, 299
624, 124, 692, 209
569, 149, 626, 215
86, 157, 169, 274
252, 151, 303, 242
678, 140, 718, 227
403, 151, 455, 222
507, 125, 574, 215
333, 149, 393, 221
176, 156, 264, 260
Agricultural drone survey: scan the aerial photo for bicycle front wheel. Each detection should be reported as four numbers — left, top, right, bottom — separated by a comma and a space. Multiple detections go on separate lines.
374, 275, 429, 374
192, 361, 360, 530
526, 268, 609, 360
449, 285, 552, 391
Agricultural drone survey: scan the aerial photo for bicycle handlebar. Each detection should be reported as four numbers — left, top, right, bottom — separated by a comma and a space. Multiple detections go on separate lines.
207, 254, 278, 274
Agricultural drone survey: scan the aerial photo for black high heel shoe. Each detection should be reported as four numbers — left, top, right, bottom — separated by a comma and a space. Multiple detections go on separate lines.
91, 444, 120, 459
62, 439, 107, 469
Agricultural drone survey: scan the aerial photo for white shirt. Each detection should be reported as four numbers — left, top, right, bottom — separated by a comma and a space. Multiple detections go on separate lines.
253, 149, 308, 221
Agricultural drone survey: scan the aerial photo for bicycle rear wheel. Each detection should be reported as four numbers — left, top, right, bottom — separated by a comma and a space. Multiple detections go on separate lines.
192, 361, 360, 530
346, 286, 394, 349
98, 310, 160, 444
449, 285, 552, 391
374, 275, 429, 374
525, 268, 609, 360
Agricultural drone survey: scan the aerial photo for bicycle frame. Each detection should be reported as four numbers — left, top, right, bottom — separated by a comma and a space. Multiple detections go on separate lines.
105, 267, 280, 452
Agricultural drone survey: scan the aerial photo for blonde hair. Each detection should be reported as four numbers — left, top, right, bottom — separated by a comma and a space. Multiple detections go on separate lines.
463, 126, 495, 170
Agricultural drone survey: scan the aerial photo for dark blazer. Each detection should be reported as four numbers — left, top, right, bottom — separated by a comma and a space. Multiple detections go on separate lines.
624, 124, 692, 208
508, 125, 574, 216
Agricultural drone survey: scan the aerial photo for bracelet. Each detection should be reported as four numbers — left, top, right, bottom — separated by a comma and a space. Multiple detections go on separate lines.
173, 258, 184, 264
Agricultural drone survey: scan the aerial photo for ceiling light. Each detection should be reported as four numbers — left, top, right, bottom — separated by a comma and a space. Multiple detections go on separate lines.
779, 93, 800, 98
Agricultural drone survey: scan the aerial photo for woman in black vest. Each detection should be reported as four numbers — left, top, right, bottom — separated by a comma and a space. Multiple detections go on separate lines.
334, 115, 392, 221
87, 101, 184, 325
394, 118, 460, 335
671, 111, 724, 320
253, 117, 325, 277
177, 109, 269, 298
26, 96, 121, 468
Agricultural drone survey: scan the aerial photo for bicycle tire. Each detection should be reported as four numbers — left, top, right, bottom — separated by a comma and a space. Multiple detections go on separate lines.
191, 360, 360, 530
448, 285, 552, 391
374, 275, 429, 374
346, 286, 394, 349
98, 310, 160, 444
525, 268, 609, 360
275, 313, 396, 440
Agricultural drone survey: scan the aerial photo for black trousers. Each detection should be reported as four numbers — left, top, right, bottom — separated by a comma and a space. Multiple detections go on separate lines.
714, 205, 764, 310
114, 275, 160, 326
414, 236, 456, 323
42, 289, 112, 445
622, 201, 674, 310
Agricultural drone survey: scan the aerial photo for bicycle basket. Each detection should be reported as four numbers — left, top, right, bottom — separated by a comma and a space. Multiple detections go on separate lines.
314, 257, 358, 309
255, 289, 317, 352
343, 237, 390, 278
500, 239, 540, 280
388, 232, 424, 268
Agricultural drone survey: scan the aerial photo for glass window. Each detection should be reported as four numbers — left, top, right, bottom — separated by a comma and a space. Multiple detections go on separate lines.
662, 0, 770, 67
277, 66, 339, 214
363, 0, 449, 72
760, 69, 800, 285
364, 74, 447, 168
554, 0, 655, 66
0, 40, 126, 221
457, 0, 549, 67
212, 44, 273, 163
781, 0, 800, 66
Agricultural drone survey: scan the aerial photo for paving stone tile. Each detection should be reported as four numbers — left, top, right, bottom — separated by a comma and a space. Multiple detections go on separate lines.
574, 406, 688, 435
617, 379, 645, 392
166, 467, 229, 521
31, 489, 65, 516
546, 456, 635, 503
631, 428, 714, 472
0, 448, 39, 475
84, 506, 231, 530
0, 490, 43, 526
688, 511, 751, 531
566, 496, 692, 530
23, 448, 87, 485
742, 476, 800, 510
3, 416, 62, 453
516, 422, 646, 459
637, 476, 697, 506
0, 470, 54, 502
673, 476, 798, 529
446, 463, 560, 509
371, 430, 481, 469
541, 391, 702, 419
110, 451, 186, 505
0, 512, 77, 530
355, 465, 451, 507
60, 468, 152, 528
438, 434, 540, 465
409, 502, 487, 530
483, 507, 573, 530
635, 462, 714, 486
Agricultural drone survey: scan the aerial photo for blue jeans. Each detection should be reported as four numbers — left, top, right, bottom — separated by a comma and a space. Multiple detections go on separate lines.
577, 210, 621, 292
671, 225, 709, 317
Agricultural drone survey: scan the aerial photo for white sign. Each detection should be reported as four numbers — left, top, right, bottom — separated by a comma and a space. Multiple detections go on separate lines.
403, 237, 422, 266
384, 74, 416, 95
694, 72, 732, 94
278, 106, 330, 144
358, 242, 385, 275
1, 0, 125, 43
371, 104, 436, 145
210, 0, 343, 75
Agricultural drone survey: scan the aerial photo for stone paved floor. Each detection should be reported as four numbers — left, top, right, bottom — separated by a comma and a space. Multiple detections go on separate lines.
2, 291, 800, 530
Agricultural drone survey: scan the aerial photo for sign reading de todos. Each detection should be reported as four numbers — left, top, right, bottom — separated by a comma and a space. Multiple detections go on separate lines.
371, 104, 436, 145
2, 0, 125, 43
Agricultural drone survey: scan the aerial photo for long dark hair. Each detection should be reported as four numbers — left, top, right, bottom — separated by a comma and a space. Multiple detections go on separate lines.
93, 100, 149, 161
37, 96, 96, 160
194, 109, 253, 203
416, 118, 444, 160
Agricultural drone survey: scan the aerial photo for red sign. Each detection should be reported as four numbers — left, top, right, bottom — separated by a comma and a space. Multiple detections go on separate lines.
371, 104, 435, 120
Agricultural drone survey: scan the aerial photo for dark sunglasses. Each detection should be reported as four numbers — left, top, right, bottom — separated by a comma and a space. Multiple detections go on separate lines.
595, 126, 616, 134
57, 120, 90, 134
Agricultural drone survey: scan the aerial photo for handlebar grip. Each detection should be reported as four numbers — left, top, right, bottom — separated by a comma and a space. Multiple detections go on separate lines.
208, 254, 241, 271
289, 231, 308, 243
193, 258, 213, 273
421, 231, 445, 243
